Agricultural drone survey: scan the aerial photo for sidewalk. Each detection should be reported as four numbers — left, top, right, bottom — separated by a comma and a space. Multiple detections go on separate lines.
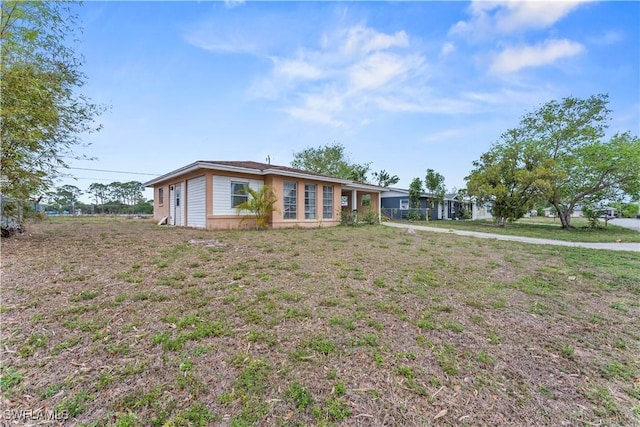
382, 222, 640, 252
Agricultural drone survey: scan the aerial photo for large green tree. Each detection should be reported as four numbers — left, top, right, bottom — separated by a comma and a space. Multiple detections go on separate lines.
519, 94, 640, 228
466, 130, 552, 226
467, 94, 640, 228
425, 169, 445, 220
291, 143, 371, 182
1, 1, 103, 207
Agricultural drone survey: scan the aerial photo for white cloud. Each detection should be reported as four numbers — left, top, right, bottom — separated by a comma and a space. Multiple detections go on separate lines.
347, 52, 422, 91
272, 57, 325, 80
372, 95, 474, 115
341, 26, 409, 55
450, 0, 590, 39
439, 42, 456, 57
490, 39, 584, 74
184, 28, 259, 54
462, 88, 553, 109
493, 1, 587, 33
251, 24, 431, 127
224, 0, 245, 9
283, 90, 347, 128
256, 21, 549, 127
189, 14, 573, 129
587, 30, 623, 46
183, 11, 301, 56
287, 107, 346, 128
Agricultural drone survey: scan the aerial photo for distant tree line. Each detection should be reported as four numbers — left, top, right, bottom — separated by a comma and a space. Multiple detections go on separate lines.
42, 181, 152, 215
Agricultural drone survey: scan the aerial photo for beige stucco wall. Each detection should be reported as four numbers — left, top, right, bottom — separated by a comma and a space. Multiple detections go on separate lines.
153, 185, 169, 221
340, 190, 380, 215
151, 169, 212, 225
266, 175, 342, 229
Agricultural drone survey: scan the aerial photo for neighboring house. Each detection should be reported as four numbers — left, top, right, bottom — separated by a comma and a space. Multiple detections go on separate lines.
544, 206, 587, 218
380, 188, 491, 220
144, 161, 384, 230
601, 206, 617, 218
471, 201, 493, 220
380, 188, 441, 220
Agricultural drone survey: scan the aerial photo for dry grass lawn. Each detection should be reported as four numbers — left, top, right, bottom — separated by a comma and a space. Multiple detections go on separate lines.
1, 217, 639, 426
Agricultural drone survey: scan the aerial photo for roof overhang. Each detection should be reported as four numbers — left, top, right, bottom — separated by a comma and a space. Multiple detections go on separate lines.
144, 161, 358, 187
342, 182, 385, 193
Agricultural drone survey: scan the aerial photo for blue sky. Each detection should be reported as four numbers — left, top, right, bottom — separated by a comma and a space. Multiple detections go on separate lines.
61, 1, 640, 202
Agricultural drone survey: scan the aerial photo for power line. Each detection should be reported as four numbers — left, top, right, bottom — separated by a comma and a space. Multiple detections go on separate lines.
64, 177, 153, 183
67, 167, 160, 176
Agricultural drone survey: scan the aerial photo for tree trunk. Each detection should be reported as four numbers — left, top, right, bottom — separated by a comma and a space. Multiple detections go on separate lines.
557, 207, 572, 228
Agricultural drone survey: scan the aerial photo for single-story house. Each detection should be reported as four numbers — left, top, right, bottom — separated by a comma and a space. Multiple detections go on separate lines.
380, 188, 492, 220
544, 205, 589, 218
144, 161, 384, 230
380, 188, 441, 220
471, 201, 493, 220
601, 207, 617, 218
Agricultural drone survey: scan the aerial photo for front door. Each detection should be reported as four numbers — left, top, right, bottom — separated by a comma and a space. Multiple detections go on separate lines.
174, 184, 182, 226
169, 184, 183, 226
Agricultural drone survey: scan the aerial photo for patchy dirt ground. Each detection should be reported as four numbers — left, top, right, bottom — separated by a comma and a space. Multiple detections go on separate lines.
1, 217, 639, 426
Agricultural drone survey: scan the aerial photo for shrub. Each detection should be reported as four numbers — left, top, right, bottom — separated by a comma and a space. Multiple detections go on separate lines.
235, 185, 278, 230
360, 209, 379, 225
407, 209, 421, 221
339, 209, 357, 226
583, 205, 602, 229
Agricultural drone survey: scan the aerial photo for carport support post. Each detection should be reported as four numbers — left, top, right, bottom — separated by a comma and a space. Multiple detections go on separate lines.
351, 190, 358, 222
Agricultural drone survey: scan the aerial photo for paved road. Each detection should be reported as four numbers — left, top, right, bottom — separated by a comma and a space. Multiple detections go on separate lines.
609, 218, 640, 232
382, 222, 640, 252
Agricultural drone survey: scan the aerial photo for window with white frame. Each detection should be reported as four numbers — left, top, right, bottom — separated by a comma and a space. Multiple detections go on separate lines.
305, 184, 316, 219
400, 199, 409, 210
231, 181, 249, 208
323, 186, 333, 219
283, 181, 297, 219
158, 187, 164, 206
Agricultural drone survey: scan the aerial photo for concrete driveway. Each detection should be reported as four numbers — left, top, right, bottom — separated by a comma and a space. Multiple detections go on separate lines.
382, 222, 640, 252
609, 218, 640, 232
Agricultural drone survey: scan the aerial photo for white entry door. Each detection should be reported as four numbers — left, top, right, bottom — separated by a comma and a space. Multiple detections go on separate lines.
169, 183, 183, 226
